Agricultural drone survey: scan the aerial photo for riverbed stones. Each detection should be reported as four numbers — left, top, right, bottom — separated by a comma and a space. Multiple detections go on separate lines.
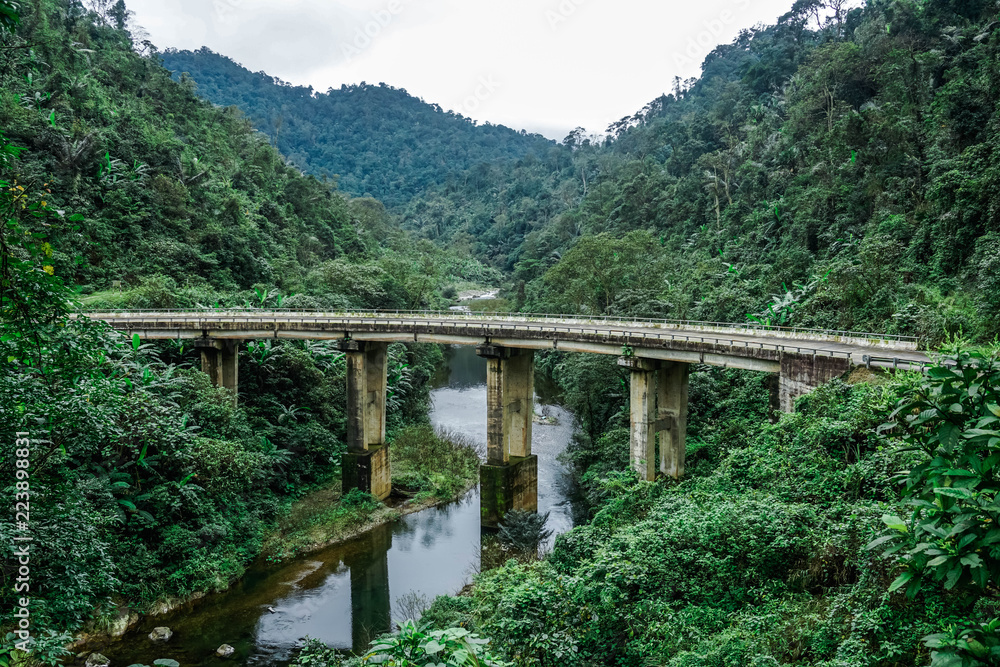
85, 653, 110, 667
149, 626, 173, 642
216, 644, 235, 658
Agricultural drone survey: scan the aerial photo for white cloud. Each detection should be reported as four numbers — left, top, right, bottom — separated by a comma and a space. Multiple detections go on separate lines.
127, 0, 795, 140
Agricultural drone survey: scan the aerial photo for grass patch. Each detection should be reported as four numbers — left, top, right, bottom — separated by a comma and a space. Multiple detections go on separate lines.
260, 427, 480, 563
391, 425, 482, 499
261, 483, 399, 562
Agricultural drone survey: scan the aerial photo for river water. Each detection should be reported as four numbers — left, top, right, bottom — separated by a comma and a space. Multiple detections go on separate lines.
105, 345, 578, 666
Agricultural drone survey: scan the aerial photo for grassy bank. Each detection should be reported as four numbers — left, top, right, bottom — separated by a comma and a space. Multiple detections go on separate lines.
261, 425, 482, 563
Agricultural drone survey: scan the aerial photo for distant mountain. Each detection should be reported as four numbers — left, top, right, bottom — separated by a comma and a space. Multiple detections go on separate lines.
158, 48, 555, 206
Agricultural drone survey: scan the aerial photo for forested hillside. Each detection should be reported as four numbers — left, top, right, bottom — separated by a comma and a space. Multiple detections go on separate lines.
158, 48, 554, 206
399, 0, 1000, 347
0, 1, 480, 659
5, 0, 1000, 665
162, 0, 1000, 346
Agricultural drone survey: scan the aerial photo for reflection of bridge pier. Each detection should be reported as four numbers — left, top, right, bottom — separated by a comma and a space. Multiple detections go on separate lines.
345, 524, 392, 652
476, 345, 538, 528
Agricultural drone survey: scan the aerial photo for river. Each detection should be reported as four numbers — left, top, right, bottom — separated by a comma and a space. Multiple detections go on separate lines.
104, 344, 578, 666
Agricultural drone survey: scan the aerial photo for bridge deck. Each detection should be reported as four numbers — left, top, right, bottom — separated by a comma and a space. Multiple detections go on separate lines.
78, 311, 931, 372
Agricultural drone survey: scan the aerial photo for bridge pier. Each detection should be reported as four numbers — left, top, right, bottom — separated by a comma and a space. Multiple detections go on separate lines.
619, 357, 689, 481
339, 340, 391, 501
195, 339, 239, 402
476, 345, 537, 528
777, 352, 852, 412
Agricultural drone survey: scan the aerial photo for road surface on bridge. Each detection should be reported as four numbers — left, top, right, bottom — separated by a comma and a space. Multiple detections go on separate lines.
77, 310, 932, 372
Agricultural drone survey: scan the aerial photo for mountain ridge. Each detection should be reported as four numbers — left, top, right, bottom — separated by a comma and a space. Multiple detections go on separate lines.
158, 47, 556, 206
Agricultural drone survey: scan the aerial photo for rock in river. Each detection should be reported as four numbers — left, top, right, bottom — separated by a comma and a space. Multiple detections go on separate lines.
149, 626, 173, 642
85, 653, 110, 667
216, 644, 235, 658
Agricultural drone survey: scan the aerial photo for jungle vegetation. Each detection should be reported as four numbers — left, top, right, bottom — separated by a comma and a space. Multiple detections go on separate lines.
157, 47, 555, 207
0, 0, 479, 662
3, 0, 1000, 665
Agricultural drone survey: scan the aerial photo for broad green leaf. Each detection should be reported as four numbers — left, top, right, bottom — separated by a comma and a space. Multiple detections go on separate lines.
934, 487, 974, 499
888, 570, 913, 592
939, 422, 959, 451
132, 333, 140, 350
865, 535, 898, 550
944, 565, 963, 589
882, 514, 908, 533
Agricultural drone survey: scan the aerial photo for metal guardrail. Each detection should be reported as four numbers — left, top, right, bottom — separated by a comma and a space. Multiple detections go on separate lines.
73, 308, 920, 345
862, 355, 932, 371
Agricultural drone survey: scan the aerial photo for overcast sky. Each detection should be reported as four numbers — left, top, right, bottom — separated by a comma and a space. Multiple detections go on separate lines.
126, 0, 796, 140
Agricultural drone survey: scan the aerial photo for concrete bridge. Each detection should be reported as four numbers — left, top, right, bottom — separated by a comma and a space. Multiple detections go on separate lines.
79, 309, 929, 526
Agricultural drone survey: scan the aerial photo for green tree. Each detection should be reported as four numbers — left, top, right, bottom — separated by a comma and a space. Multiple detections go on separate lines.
872, 343, 1000, 666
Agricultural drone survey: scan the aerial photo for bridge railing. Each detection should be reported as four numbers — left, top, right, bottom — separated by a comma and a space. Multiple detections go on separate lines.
74, 308, 919, 348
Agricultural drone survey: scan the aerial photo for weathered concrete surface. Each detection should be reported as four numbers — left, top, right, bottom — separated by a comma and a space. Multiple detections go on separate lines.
85, 311, 929, 371
777, 352, 853, 412
477, 345, 536, 526
342, 444, 391, 501
195, 339, 238, 401
338, 340, 390, 499
196, 339, 223, 387
619, 357, 691, 480
476, 345, 534, 465
619, 356, 658, 481
221, 341, 238, 395
338, 340, 388, 452
364, 343, 388, 449
480, 455, 538, 528
656, 362, 689, 479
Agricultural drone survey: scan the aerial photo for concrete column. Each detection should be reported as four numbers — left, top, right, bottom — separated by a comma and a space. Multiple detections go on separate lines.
339, 340, 391, 500
619, 357, 690, 481
476, 344, 537, 528
619, 357, 658, 481
198, 341, 223, 387
364, 343, 388, 449
778, 352, 852, 412
195, 338, 238, 403
221, 341, 239, 397
656, 362, 689, 479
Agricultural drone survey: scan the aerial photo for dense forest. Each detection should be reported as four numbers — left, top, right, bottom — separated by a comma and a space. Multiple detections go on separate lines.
157, 48, 554, 206
168, 0, 1000, 348
396, 0, 1000, 347
0, 0, 480, 663
4, 0, 1000, 666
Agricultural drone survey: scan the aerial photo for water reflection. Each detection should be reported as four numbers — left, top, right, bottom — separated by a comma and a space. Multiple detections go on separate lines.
104, 344, 577, 666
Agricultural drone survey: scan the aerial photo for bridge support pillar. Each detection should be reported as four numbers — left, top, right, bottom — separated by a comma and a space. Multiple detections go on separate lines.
339, 340, 391, 501
657, 362, 689, 479
477, 345, 537, 528
777, 352, 852, 413
619, 357, 689, 481
195, 339, 238, 403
